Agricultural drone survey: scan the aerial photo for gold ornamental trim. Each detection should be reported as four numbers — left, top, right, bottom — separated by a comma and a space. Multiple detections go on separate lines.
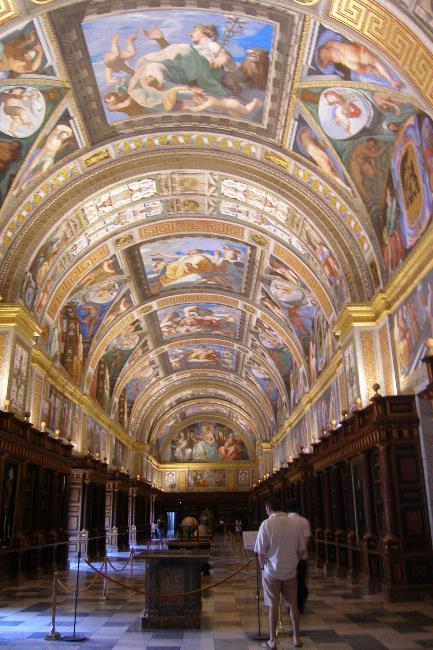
334, 225, 433, 339
0, 305, 43, 342
0, 0, 18, 25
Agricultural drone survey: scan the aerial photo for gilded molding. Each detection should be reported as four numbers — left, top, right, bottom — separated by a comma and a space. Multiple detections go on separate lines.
0, 0, 18, 25
272, 349, 343, 444
334, 225, 433, 340
379, 324, 394, 395
0, 305, 43, 341
32, 373, 43, 426
328, 0, 433, 107
360, 330, 377, 396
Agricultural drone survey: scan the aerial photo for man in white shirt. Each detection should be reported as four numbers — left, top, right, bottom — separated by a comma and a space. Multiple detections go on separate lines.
287, 499, 312, 614
255, 497, 304, 648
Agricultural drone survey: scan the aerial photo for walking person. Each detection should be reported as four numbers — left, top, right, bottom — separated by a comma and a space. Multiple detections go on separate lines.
287, 499, 312, 614
254, 497, 305, 648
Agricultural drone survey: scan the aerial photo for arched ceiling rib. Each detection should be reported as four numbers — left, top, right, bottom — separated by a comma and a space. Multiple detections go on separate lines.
0, 0, 431, 463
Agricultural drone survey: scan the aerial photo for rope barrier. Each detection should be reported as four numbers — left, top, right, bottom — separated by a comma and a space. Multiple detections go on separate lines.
85, 556, 253, 599
55, 560, 106, 595
105, 549, 134, 572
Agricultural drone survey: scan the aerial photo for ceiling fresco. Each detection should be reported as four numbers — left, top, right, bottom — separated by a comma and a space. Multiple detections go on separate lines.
0, 0, 431, 463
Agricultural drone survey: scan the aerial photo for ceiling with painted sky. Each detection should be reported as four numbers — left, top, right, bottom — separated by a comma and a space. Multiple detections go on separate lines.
0, 0, 432, 465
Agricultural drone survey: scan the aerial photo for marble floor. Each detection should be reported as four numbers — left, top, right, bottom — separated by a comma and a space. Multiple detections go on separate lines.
0, 537, 431, 649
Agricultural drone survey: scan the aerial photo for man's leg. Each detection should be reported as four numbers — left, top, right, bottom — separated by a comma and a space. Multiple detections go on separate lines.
283, 577, 301, 647
262, 576, 280, 648
268, 596, 279, 647
297, 559, 309, 613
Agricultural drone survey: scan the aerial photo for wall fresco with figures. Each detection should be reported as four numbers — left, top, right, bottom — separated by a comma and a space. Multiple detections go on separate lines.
187, 469, 227, 489
394, 267, 433, 382
161, 422, 249, 463
82, 9, 274, 123
9, 342, 29, 412
41, 381, 81, 441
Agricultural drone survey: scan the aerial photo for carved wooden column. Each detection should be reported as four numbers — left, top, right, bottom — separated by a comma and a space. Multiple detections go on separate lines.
129, 485, 137, 547
378, 442, 399, 546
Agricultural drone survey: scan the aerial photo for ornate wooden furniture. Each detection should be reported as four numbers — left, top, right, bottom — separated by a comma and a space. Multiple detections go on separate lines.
105, 468, 130, 552
67, 454, 108, 560
0, 410, 72, 575
250, 393, 433, 601
140, 551, 206, 628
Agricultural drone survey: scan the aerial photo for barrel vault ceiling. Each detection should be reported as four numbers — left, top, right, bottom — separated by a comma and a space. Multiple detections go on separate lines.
0, 0, 432, 461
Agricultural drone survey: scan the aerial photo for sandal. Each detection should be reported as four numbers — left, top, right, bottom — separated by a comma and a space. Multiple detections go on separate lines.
293, 641, 303, 648
262, 641, 277, 649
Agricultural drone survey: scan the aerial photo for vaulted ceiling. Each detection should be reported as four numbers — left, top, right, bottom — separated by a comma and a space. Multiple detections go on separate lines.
0, 0, 431, 461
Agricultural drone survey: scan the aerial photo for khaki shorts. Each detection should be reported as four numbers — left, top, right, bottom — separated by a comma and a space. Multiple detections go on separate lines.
262, 574, 297, 608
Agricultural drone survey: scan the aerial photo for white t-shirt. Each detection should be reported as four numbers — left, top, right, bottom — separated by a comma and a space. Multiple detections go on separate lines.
288, 512, 312, 559
254, 512, 305, 580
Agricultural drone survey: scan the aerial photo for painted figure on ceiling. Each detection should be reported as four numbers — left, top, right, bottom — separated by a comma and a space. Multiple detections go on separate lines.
83, 9, 272, 123
13, 122, 74, 194
0, 86, 45, 138
0, 29, 43, 77
103, 31, 261, 118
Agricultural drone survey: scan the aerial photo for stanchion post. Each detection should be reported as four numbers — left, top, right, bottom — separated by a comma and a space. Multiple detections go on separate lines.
247, 553, 268, 642
101, 558, 108, 600
45, 571, 61, 641
62, 551, 87, 642
130, 549, 134, 578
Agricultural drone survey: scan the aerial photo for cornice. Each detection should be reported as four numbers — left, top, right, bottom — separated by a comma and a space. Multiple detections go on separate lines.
334, 226, 433, 339
0, 304, 43, 341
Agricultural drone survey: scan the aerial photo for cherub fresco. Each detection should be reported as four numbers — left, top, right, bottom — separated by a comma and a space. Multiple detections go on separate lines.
82, 10, 273, 123
157, 302, 241, 340
123, 365, 158, 418
141, 236, 248, 294
0, 86, 46, 138
308, 27, 402, 89
0, 23, 48, 79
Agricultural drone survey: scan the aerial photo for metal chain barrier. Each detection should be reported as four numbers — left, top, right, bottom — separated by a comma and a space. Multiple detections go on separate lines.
85, 556, 253, 599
